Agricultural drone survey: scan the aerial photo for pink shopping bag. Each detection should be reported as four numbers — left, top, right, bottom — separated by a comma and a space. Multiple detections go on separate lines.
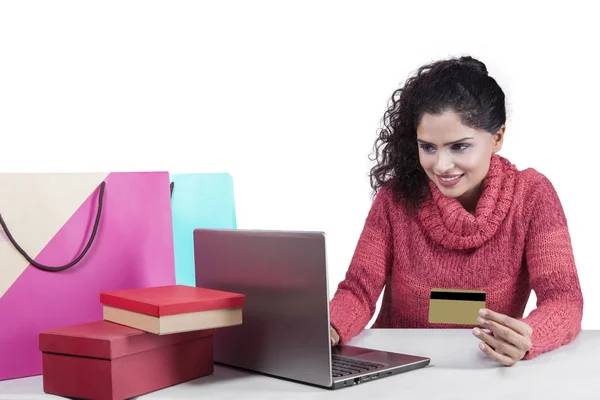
0, 172, 176, 381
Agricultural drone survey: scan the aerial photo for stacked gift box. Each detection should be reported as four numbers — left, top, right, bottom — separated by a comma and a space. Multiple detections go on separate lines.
38, 284, 244, 400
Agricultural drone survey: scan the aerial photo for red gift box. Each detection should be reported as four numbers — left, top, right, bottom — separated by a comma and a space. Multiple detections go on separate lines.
39, 320, 214, 400
100, 284, 245, 335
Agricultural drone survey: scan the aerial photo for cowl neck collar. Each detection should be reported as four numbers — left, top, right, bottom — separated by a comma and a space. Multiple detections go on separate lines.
417, 153, 517, 250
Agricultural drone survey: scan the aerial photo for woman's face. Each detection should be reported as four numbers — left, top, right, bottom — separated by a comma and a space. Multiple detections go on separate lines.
416, 110, 504, 211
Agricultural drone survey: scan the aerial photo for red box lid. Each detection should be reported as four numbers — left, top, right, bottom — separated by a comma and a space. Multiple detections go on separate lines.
99, 285, 245, 317
39, 320, 214, 360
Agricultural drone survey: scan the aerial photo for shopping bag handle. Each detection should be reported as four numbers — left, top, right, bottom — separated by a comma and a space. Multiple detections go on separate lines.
170, 181, 174, 198
0, 181, 106, 272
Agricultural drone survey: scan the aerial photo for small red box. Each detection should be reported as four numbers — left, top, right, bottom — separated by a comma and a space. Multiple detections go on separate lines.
100, 285, 245, 335
39, 320, 214, 400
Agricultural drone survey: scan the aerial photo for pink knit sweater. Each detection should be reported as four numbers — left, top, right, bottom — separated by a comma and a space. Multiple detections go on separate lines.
329, 154, 583, 359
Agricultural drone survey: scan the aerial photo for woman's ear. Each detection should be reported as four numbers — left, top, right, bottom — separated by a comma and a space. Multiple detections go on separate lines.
492, 125, 505, 153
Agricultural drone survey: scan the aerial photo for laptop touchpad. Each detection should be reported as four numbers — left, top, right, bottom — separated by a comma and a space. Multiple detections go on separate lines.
354, 349, 425, 365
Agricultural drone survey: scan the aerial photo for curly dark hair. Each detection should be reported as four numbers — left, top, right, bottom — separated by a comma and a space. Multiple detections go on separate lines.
369, 55, 507, 214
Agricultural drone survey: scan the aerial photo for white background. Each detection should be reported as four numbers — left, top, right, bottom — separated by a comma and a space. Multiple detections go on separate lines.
1, 1, 598, 329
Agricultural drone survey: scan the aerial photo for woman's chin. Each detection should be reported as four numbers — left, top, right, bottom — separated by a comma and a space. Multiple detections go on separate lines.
437, 186, 464, 198
431, 179, 466, 198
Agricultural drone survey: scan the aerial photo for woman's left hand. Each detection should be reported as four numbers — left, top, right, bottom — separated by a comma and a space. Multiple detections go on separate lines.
472, 308, 533, 367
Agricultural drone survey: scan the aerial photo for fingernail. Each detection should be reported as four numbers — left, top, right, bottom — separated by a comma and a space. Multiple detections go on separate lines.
472, 328, 481, 336
479, 309, 487, 317
479, 342, 485, 350
477, 317, 486, 325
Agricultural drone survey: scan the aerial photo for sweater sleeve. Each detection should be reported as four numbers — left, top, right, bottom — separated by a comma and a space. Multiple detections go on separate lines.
329, 188, 394, 344
520, 175, 584, 360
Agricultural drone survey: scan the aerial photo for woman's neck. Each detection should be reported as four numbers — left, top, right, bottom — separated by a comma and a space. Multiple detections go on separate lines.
456, 183, 483, 215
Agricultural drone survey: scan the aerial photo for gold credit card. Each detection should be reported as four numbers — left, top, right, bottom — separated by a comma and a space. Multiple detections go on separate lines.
428, 289, 486, 325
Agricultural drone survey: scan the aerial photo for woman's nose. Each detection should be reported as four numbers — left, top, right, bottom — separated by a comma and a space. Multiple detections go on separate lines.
434, 152, 454, 173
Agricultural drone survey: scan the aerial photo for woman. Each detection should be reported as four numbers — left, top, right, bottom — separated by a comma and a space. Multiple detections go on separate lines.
328, 55, 583, 367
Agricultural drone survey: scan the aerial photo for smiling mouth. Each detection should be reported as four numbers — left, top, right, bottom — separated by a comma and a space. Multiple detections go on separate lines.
437, 174, 463, 182
435, 173, 465, 187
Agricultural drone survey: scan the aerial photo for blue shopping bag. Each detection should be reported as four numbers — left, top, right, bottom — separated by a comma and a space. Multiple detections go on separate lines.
170, 173, 237, 286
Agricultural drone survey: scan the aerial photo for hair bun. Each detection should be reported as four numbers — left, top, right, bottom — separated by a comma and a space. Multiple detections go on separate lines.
456, 56, 488, 76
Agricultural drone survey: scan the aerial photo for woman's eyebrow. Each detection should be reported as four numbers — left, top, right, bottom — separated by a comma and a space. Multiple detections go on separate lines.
416, 137, 474, 145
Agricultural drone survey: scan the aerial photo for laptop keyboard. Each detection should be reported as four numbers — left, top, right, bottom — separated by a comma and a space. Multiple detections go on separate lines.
331, 355, 384, 377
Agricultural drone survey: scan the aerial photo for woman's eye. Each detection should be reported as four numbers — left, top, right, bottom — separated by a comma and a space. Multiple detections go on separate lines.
419, 144, 435, 153
452, 143, 470, 152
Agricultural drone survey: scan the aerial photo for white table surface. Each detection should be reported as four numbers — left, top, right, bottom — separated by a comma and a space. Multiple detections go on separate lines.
1, 329, 598, 400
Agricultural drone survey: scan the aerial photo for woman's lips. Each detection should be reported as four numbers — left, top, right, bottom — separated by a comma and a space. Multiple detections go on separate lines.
436, 173, 464, 187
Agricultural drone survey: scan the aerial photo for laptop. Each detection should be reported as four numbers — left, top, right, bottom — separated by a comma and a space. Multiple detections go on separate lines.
193, 228, 430, 389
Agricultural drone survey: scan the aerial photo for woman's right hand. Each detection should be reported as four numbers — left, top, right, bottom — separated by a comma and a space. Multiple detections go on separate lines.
330, 325, 340, 346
